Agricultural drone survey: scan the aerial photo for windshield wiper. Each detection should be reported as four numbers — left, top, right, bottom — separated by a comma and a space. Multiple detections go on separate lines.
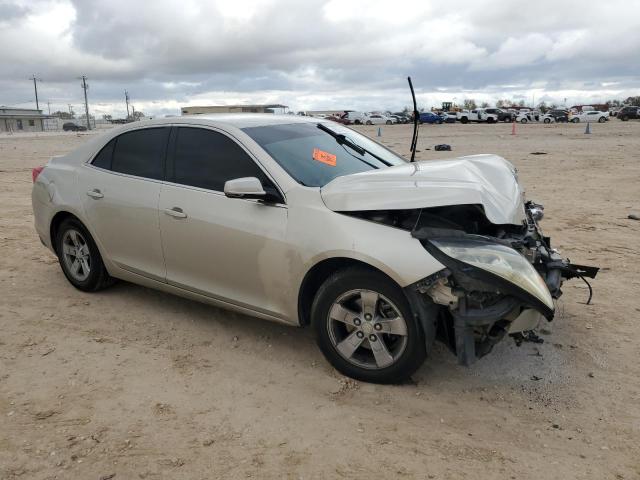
316, 123, 392, 166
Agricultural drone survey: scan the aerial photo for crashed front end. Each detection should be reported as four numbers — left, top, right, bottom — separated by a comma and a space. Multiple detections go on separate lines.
409, 201, 598, 365
322, 154, 599, 365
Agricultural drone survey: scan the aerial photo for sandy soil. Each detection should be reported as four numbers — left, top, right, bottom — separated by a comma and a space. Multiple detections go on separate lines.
1, 121, 639, 479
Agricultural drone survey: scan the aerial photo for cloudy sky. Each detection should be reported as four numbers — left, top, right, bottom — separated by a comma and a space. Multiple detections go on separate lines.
1, 0, 639, 117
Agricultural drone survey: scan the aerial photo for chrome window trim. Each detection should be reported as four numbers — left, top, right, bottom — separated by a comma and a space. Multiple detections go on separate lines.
85, 123, 287, 204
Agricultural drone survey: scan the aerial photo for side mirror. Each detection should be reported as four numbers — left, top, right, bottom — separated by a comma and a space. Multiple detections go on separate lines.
224, 177, 266, 199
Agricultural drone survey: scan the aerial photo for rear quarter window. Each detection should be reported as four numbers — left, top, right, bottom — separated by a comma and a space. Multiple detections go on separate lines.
91, 139, 115, 170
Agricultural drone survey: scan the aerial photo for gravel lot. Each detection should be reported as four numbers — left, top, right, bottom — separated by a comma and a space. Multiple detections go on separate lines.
1, 121, 639, 479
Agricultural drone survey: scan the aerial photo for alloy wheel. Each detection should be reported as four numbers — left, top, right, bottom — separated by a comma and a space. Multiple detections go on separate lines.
61, 229, 91, 281
327, 289, 408, 370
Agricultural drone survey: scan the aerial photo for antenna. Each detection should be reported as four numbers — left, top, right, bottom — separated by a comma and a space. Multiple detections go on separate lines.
408, 77, 419, 162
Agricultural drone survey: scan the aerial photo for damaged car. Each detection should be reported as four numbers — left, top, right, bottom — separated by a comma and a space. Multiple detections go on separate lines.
31, 114, 597, 384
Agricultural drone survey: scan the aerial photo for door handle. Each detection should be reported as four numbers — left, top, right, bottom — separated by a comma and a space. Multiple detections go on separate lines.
86, 189, 104, 199
164, 207, 187, 219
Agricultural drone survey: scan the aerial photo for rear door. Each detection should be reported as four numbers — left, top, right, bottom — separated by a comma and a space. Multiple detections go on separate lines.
158, 126, 289, 318
78, 127, 169, 281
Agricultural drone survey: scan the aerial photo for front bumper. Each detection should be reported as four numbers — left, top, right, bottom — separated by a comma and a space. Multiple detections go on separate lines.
408, 203, 599, 366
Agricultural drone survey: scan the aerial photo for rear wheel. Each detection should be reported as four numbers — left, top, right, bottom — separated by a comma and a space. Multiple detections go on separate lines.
572, 118, 580, 123
312, 268, 427, 384
55, 218, 114, 292
520, 118, 528, 123
386, 120, 392, 125
543, 118, 551, 123
620, 115, 629, 121
460, 117, 469, 124
598, 116, 606, 123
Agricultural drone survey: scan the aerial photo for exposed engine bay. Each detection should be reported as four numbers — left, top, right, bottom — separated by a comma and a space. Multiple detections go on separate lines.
344, 202, 599, 365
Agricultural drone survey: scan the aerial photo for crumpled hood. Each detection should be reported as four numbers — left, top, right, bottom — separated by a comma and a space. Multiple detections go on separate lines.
321, 154, 526, 225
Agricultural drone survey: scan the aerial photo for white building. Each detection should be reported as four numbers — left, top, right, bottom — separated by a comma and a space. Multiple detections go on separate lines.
0, 107, 51, 132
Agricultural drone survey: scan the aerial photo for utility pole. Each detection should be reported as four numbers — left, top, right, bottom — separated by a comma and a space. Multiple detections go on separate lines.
131, 104, 136, 120
125, 90, 130, 120
47, 101, 51, 115
29, 75, 41, 111
80, 75, 91, 130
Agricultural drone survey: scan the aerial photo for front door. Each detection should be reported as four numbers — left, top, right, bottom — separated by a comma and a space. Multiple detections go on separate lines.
158, 126, 289, 318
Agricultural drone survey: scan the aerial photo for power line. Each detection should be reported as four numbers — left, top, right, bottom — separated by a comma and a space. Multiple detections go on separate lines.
125, 90, 130, 119
29, 75, 41, 111
79, 75, 91, 130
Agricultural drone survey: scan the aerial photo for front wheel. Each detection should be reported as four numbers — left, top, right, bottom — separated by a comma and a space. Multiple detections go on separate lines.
55, 217, 114, 292
598, 116, 606, 123
520, 118, 527, 123
460, 117, 469, 124
572, 118, 580, 123
312, 268, 427, 384
620, 115, 629, 121
386, 120, 392, 125
543, 118, 551, 123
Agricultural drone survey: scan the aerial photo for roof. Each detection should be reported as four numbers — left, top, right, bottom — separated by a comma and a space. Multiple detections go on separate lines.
134, 113, 319, 129
182, 104, 288, 110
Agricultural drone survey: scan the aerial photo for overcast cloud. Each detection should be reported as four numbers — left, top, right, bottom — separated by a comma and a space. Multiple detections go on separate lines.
1, 0, 639, 117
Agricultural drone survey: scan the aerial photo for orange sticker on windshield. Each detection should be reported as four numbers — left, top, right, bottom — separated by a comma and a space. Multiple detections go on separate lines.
312, 148, 337, 166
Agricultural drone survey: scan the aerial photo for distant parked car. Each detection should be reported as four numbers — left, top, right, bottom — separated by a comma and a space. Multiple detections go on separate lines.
63, 122, 87, 132
392, 114, 410, 124
546, 110, 569, 123
342, 111, 366, 125
326, 115, 351, 125
364, 114, 393, 125
457, 109, 498, 124
617, 106, 640, 121
484, 108, 513, 122
418, 112, 443, 124
440, 112, 457, 123
570, 110, 609, 123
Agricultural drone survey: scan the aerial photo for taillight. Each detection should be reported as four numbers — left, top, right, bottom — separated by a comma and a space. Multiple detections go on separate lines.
32, 166, 45, 183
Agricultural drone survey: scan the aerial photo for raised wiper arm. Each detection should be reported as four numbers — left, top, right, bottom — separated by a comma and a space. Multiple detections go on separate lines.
316, 123, 392, 166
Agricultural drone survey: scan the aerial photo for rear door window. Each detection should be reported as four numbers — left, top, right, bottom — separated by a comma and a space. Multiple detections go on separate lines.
170, 127, 272, 192
111, 128, 169, 180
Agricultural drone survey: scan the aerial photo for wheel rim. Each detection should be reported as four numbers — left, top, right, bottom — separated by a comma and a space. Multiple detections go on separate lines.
327, 289, 408, 370
61, 229, 91, 281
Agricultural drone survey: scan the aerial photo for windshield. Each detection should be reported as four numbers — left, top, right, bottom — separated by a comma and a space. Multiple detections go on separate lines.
242, 122, 406, 187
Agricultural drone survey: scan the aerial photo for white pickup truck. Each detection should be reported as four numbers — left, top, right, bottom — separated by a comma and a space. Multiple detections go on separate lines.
569, 110, 609, 123
457, 109, 499, 124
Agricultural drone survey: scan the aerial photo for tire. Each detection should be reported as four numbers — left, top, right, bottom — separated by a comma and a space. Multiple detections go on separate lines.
620, 115, 629, 121
312, 267, 427, 384
386, 120, 392, 125
486, 118, 494, 124
366, 121, 372, 125
543, 118, 551, 123
503, 117, 510, 123
55, 217, 114, 292
460, 117, 469, 124
598, 116, 606, 123
572, 118, 580, 123
520, 118, 527, 123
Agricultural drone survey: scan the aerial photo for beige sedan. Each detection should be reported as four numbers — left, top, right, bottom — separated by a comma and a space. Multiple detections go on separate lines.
31, 114, 594, 383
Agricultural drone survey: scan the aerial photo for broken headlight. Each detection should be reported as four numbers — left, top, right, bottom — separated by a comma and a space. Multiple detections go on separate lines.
430, 238, 554, 314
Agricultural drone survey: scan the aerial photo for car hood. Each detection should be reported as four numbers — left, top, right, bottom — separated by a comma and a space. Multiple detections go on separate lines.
321, 154, 526, 225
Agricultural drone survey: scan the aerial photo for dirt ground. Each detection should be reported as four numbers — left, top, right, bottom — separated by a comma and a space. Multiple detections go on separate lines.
1, 120, 639, 479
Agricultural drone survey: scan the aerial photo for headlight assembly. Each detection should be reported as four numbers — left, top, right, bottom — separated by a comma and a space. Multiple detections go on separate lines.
429, 237, 554, 316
